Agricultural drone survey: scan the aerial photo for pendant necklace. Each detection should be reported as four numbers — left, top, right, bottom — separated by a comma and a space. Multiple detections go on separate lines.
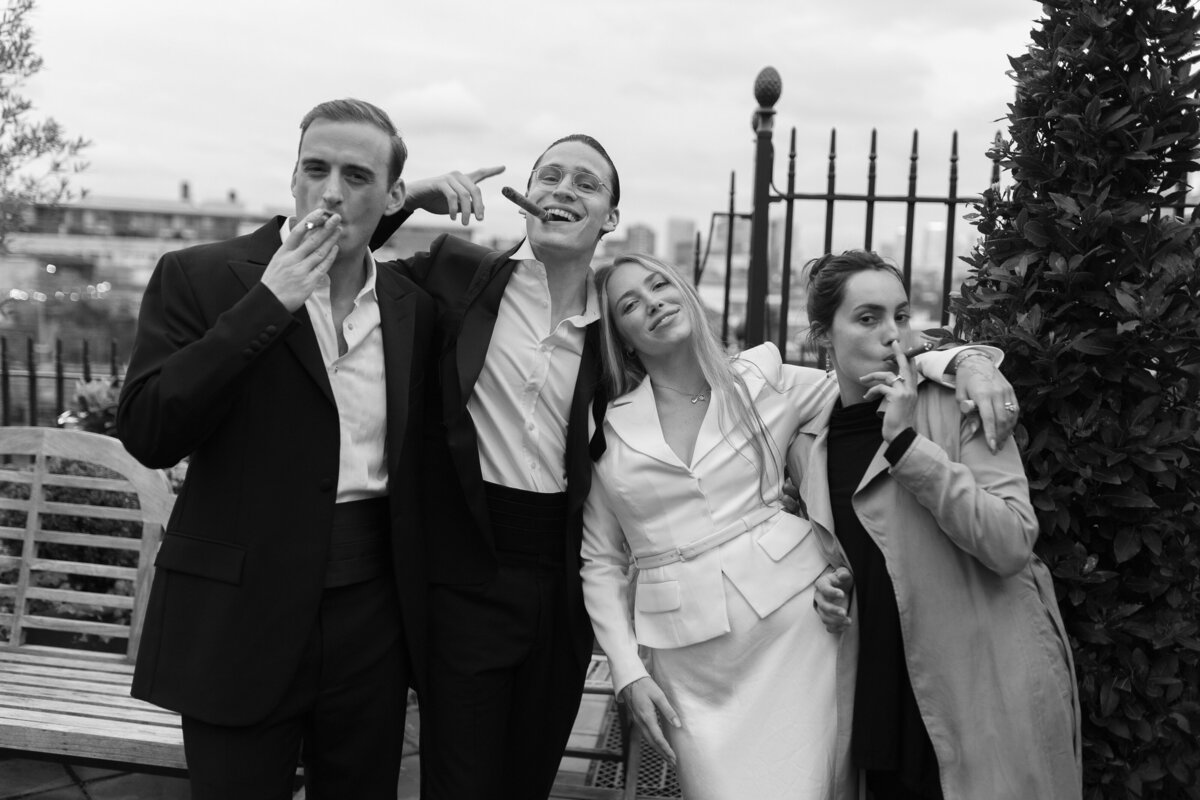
651, 381, 709, 404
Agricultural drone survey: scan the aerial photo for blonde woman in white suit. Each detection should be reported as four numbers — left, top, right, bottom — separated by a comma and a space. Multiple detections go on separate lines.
580, 254, 1012, 799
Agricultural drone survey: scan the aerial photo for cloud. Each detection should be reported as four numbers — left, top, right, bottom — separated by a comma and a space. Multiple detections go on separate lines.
385, 82, 490, 135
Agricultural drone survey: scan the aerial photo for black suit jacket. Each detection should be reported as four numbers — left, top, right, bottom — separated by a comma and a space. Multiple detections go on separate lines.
390, 232, 601, 670
118, 218, 434, 725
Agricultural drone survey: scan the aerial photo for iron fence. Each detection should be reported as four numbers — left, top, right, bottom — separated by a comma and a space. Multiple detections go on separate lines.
0, 336, 121, 427
701, 66, 1197, 363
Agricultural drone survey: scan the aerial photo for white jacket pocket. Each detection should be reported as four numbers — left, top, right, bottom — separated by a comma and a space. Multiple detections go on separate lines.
756, 520, 806, 561
635, 580, 681, 613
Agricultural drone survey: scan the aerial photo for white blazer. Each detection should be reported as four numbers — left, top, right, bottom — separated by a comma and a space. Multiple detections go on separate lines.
580, 343, 978, 694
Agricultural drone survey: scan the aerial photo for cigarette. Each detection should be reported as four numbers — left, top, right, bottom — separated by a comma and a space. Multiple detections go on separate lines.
304, 210, 333, 231
502, 186, 549, 220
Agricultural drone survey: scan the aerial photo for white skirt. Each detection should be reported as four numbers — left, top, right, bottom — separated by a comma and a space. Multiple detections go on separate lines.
649, 577, 839, 800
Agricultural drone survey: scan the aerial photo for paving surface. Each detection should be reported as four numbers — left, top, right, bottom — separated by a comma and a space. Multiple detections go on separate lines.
0, 694, 609, 799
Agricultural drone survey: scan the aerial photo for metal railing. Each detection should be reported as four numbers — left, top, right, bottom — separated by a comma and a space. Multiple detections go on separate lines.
715, 66, 1197, 361
0, 336, 121, 427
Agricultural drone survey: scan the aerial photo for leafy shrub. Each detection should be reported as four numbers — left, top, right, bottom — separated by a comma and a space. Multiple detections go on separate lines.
955, 1, 1200, 797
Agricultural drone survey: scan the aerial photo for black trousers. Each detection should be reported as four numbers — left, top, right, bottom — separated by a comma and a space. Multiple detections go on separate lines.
181, 573, 409, 800
423, 484, 587, 800
423, 566, 586, 800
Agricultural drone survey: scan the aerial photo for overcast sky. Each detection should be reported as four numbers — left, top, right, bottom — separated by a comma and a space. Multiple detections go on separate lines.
24, 0, 1044, 254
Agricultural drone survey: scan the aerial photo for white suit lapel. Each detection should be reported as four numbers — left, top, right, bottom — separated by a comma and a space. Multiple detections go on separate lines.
605, 380, 688, 469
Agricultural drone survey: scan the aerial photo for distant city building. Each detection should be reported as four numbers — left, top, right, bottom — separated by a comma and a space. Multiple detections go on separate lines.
598, 222, 656, 261
624, 223, 656, 257
1, 188, 473, 365
877, 221, 979, 327
666, 218, 697, 270
21, 182, 252, 242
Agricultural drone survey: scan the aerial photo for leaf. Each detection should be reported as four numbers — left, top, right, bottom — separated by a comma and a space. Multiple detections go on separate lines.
1050, 192, 1083, 216
1023, 221, 1053, 247
1071, 333, 1117, 355
1107, 487, 1158, 509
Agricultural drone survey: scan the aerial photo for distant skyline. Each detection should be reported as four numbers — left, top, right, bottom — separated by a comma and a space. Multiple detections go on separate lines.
23, 0, 1043, 257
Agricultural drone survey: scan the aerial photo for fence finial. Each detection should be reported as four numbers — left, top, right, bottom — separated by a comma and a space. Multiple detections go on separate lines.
754, 67, 782, 109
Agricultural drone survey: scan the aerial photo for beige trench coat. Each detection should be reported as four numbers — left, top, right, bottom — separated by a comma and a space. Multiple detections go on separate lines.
788, 383, 1083, 800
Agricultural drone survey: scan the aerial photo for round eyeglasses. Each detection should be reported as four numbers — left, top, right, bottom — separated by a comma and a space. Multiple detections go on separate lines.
529, 165, 610, 196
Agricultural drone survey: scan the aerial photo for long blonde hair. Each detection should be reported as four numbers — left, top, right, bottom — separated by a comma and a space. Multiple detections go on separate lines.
594, 253, 781, 492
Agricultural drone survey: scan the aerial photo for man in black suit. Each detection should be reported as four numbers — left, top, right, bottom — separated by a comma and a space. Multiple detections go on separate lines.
117, 99, 434, 799
369, 134, 619, 800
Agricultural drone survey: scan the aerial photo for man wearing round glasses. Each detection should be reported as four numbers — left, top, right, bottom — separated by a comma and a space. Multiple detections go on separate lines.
370, 133, 620, 800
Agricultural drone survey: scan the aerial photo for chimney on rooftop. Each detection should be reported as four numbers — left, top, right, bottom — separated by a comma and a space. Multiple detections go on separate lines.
228, 189, 238, 204
181, 181, 191, 203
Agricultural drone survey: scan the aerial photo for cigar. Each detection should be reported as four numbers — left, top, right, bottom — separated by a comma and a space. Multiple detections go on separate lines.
502, 186, 549, 220
902, 340, 935, 359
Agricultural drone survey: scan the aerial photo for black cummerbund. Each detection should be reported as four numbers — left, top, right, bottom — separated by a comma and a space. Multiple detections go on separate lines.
483, 482, 567, 563
324, 497, 391, 588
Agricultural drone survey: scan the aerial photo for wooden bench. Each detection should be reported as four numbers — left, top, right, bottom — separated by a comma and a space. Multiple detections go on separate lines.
0, 426, 646, 794
0, 426, 184, 775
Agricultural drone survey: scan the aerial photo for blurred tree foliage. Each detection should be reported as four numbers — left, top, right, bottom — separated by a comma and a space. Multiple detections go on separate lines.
0, 0, 88, 252
956, 1, 1200, 798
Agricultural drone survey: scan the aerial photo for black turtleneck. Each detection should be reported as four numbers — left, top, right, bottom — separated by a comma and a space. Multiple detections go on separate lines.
827, 398, 942, 800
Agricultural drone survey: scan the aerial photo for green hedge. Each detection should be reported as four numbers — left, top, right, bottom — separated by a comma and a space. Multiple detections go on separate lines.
954, 2, 1200, 797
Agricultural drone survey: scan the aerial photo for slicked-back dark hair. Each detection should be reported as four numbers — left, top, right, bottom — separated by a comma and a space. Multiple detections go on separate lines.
298, 99, 408, 184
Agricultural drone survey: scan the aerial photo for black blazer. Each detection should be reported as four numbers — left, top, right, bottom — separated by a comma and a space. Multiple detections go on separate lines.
391, 233, 602, 670
118, 218, 434, 725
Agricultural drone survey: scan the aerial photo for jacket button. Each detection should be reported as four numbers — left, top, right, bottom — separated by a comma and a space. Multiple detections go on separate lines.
319, 479, 334, 492
242, 348, 255, 359
266, 325, 278, 335
257, 333, 271, 345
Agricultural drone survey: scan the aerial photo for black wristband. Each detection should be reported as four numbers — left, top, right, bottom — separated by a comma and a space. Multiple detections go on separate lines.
885, 427, 918, 465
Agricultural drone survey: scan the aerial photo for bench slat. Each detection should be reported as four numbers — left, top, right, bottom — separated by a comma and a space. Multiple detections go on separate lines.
0, 682, 161, 713
0, 693, 176, 725
37, 473, 143, 493
0, 526, 26, 542
23, 586, 135, 610
1, 659, 136, 684
0, 706, 181, 741
18, 614, 131, 638
2, 676, 138, 700
0, 720, 185, 770
0, 650, 134, 672
0, 468, 34, 484
0, 496, 152, 523
33, 529, 145, 551
26, 559, 138, 581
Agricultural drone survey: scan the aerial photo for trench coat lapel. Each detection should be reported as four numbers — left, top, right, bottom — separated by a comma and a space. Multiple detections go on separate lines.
796, 396, 838, 541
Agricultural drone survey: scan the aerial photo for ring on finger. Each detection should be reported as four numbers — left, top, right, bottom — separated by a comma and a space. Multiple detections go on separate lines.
1003, 401, 1017, 412
893, 375, 906, 384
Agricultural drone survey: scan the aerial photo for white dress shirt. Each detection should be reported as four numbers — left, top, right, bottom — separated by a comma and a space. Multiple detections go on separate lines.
467, 239, 598, 493
282, 219, 388, 502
